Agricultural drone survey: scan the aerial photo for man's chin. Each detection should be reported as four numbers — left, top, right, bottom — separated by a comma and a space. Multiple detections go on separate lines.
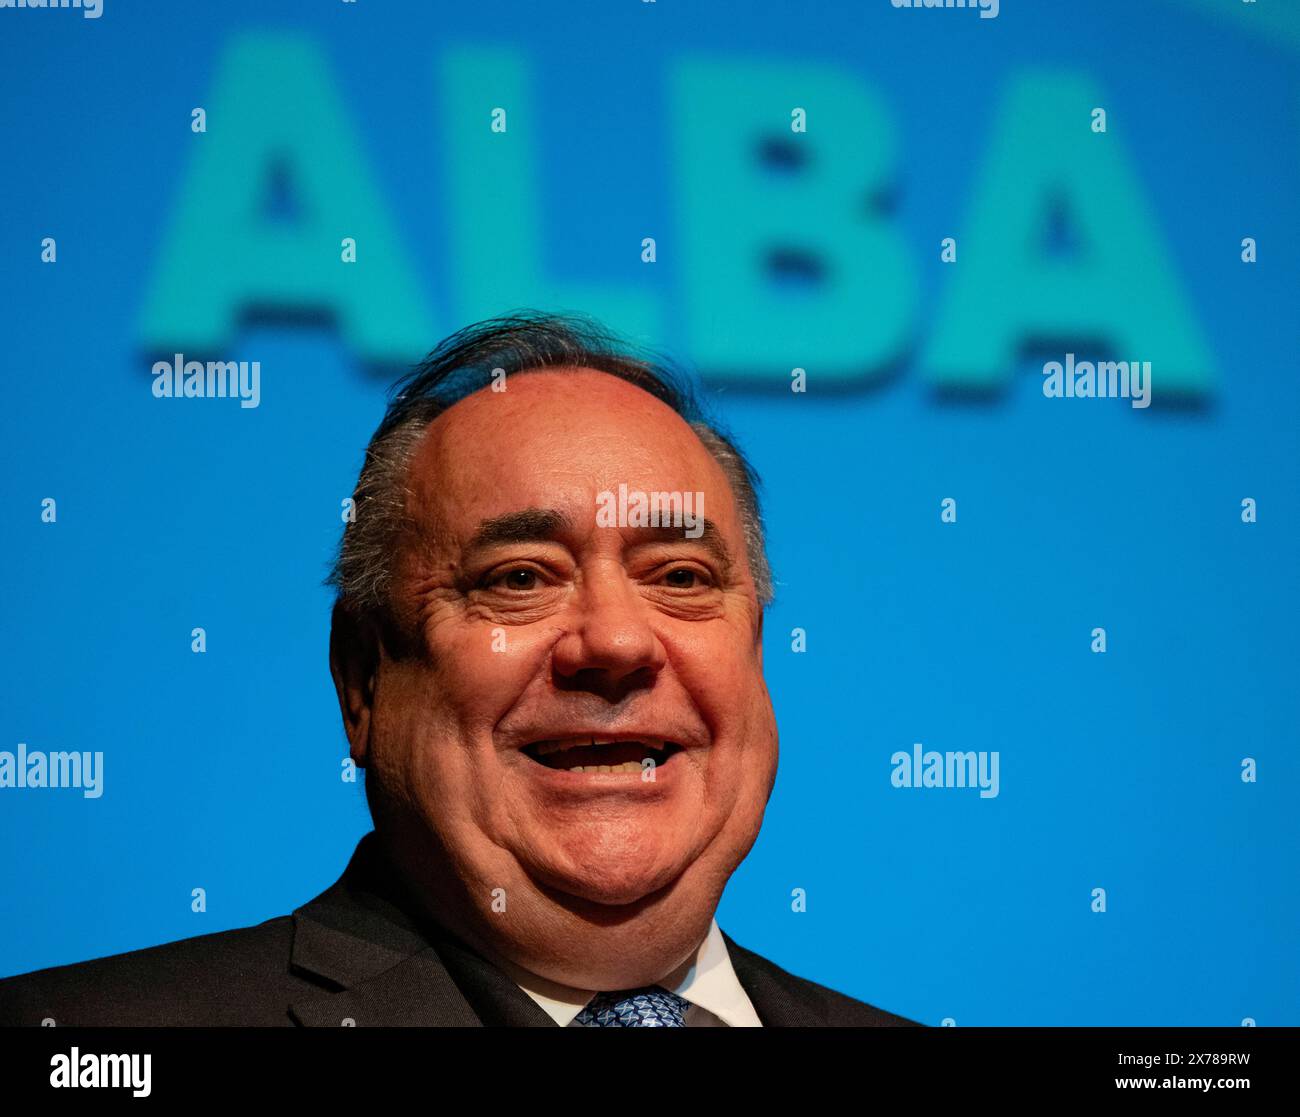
522, 835, 698, 910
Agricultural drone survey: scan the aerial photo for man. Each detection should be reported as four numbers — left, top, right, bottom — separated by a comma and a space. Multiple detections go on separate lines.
0, 313, 918, 1028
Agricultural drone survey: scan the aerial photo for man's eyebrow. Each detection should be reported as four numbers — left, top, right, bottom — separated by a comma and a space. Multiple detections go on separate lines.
467, 508, 573, 549
465, 510, 736, 576
623, 520, 735, 576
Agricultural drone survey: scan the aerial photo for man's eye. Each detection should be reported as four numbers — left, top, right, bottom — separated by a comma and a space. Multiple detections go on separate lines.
661, 567, 705, 589
492, 568, 540, 591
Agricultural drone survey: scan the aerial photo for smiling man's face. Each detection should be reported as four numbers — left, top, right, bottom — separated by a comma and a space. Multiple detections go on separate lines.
334, 368, 778, 990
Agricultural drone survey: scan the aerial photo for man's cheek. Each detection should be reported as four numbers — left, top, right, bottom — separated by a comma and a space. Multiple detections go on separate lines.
461, 623, 553, 680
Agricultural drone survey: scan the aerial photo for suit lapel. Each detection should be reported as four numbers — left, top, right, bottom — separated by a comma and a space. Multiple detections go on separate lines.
289, 942, 484, 1027
720, 930, 828, 1027
286, 833, 555, 1027
431, 934, 558, 1027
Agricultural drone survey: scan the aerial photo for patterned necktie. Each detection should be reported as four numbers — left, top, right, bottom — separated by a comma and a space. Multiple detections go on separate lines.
574, 986, 691, 1027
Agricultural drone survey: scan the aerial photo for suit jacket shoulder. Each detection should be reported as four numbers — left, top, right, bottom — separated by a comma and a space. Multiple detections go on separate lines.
0, 917, 301, 1026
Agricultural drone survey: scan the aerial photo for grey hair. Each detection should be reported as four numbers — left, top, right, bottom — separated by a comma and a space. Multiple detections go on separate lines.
327, 311, 773, 617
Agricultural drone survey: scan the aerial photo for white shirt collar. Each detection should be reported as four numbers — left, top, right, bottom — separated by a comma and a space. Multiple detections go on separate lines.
495, 919, 763, 1027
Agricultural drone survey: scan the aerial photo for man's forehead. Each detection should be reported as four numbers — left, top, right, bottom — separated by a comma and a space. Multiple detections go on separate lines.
421, 367, 701, 449
407, 369, 735, 529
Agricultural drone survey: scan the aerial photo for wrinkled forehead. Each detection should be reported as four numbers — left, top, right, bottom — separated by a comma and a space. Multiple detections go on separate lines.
404, 369, 742, 545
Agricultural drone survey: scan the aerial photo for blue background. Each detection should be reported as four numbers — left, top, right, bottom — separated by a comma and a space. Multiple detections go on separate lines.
1, 0, 1297, 1025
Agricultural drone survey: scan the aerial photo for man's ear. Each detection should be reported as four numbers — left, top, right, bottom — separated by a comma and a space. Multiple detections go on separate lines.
329, 600, 381, 767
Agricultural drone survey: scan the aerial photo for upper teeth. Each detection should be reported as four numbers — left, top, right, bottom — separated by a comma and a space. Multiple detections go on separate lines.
533, 737, 667, 757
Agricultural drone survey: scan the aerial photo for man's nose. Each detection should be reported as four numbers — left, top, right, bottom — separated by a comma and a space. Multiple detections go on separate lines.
550, 573, 666, 701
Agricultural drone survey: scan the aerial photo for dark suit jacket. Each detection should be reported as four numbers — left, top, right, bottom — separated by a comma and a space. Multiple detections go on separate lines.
0, 832, 920, 1027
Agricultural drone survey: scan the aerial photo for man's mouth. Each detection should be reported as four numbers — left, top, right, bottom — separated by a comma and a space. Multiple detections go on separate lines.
520, 737, 683, 774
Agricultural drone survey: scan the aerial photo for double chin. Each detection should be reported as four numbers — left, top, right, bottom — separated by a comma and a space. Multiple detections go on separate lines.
487, 857, 725, 991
